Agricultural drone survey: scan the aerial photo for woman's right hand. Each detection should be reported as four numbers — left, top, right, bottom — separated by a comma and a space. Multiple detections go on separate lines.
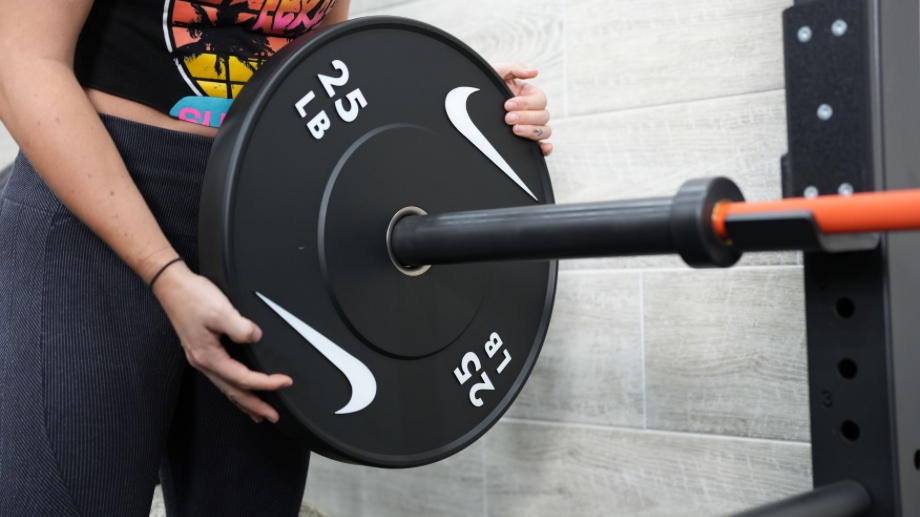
152, 260, 292, 424
1, 0, 292, 426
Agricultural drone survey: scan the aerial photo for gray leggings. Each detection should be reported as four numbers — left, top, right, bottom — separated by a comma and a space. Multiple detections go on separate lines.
0, 115, 310, 516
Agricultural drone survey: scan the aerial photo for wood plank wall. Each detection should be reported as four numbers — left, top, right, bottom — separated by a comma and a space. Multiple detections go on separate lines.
0, 126, 16, 167
303, 1, 812, 516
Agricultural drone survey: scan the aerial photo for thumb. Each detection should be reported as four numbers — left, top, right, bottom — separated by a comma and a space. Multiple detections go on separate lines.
224, 312, 263, 344
493, 62, 538, 81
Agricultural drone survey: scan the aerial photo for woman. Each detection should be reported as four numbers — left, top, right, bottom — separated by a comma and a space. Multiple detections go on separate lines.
0, 0, 553, 515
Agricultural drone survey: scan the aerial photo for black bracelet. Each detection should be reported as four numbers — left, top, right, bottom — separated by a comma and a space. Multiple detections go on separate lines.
149, 257, 184, 289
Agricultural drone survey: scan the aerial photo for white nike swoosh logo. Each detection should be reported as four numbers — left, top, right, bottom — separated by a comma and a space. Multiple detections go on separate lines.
255, 292, 377, 415
445, 86, 538, 201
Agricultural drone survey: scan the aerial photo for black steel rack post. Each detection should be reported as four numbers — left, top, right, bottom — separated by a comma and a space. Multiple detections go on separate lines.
730, 0, 920, 515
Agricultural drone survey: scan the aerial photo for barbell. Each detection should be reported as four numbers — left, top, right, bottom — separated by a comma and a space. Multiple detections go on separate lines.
198, 16, 920, 468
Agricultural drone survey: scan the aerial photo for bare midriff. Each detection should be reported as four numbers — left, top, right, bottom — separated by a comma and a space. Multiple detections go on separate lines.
85, 88, 219, 138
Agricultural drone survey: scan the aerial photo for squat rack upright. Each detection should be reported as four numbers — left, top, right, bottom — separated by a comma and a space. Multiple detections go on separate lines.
724, 0, 920, 515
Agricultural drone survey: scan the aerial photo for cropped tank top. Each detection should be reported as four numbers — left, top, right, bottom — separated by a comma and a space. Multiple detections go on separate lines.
74, 0, 338, 128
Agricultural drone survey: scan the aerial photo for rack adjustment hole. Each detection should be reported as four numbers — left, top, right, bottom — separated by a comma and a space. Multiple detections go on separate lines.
838, 359, 858, 379
841, 421, 861, 441
836, 298, 855, 319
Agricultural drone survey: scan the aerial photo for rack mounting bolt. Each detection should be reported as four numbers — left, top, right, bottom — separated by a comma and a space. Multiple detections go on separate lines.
839, 183, 854, 196
804, 186, 819, 199
797, 26, 813, 42
817, 104, 834, 121
832, 19, 848, 37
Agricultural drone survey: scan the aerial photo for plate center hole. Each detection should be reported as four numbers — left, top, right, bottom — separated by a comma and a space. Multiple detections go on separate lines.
387, 206, 432, 277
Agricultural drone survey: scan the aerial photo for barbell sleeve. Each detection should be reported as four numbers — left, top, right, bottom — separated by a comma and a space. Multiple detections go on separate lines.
391, 177, 745, 268
393, 196, 675, 262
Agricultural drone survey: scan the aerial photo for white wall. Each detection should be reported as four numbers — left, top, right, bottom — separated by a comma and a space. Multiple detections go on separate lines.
303, 1, 811, 516
0, 123, 17, 166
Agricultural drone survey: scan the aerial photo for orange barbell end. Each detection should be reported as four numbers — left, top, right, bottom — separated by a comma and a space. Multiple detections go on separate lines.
713, 189, 920, 241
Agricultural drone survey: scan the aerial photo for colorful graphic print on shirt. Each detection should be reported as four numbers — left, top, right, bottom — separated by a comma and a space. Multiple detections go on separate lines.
164, 0, 337, 126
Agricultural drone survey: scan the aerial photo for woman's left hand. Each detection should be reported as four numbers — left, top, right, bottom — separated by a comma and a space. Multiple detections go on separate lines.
492, 63, 553, 156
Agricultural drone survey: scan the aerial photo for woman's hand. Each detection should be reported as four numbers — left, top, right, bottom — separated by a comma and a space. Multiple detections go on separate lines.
492, 63, 553, 156
152, 261, 292, 424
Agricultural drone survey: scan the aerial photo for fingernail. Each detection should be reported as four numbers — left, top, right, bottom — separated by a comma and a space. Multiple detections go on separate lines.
505, 101, 519, 111
252, 326, 263, 342
250, 415, 263, 424
514, 125, 525, 134
506, 113, 519, 124
268, 413, 280, 424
